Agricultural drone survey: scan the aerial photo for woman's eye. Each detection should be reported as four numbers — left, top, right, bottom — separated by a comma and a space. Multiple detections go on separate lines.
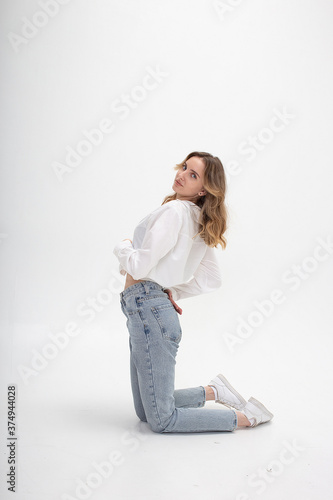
182, 164, 196, 179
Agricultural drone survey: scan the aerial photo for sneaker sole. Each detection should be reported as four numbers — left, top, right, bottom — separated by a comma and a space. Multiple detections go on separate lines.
214, 373, 247, 410
248, 396, 274, 420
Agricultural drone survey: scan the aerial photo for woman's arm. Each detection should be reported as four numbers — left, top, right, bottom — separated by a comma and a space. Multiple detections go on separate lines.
113, 205, 182, 280
165, 245, 222, 301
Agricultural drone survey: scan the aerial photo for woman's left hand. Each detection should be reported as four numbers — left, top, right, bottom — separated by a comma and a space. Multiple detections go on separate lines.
164, 289, 182, 315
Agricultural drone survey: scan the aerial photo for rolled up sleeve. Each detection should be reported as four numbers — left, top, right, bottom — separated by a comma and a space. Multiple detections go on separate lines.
113, 205, 182, 280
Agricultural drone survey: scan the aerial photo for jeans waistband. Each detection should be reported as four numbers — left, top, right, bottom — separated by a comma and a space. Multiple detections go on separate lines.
120, 280, 165, 300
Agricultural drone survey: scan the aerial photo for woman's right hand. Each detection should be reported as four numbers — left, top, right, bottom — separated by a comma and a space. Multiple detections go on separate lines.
164, 289, 182, 315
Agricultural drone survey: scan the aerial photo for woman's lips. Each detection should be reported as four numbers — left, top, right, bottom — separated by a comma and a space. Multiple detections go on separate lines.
175, 179, 183, 186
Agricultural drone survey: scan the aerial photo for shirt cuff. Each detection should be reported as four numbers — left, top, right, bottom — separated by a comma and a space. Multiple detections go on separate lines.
113, 239, 132, 258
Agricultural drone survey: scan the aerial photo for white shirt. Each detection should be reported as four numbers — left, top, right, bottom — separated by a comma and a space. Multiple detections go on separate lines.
113, 199, 222, 301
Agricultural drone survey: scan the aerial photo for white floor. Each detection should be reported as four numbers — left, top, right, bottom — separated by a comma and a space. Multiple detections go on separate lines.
1, 291, 332, 500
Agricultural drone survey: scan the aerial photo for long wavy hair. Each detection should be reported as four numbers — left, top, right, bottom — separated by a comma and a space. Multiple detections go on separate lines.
161, 151, 228, 249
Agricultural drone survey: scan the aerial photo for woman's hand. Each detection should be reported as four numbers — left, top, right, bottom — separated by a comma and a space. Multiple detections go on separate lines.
164, 289, 182, 315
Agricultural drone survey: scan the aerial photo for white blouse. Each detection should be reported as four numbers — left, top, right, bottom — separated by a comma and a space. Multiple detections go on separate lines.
113, 199, 222, 301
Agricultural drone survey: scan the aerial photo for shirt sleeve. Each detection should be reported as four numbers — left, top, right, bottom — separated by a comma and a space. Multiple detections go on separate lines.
113, 204, 183, 280
166, 245, 222, 301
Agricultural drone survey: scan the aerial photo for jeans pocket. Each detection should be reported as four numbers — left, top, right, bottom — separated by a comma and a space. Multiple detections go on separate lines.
151, 303, 182, 343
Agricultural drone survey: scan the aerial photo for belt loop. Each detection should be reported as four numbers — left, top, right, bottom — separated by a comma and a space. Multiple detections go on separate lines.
143, 281, 150, 295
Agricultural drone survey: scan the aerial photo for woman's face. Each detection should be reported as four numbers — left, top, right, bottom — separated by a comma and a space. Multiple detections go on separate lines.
172, 156, 206, 202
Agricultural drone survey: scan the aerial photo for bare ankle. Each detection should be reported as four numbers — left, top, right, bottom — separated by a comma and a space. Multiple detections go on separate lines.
236, 411, 251, 427
204, 385, 215, 401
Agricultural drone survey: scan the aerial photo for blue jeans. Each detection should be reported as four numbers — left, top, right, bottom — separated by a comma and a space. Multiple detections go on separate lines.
119, 280, 237, 433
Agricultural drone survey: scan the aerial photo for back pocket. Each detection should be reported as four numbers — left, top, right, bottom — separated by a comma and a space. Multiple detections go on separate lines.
151, 303, 182, 343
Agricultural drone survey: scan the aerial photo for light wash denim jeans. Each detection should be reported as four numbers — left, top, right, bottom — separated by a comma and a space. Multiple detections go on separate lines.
119, 280, 237, 433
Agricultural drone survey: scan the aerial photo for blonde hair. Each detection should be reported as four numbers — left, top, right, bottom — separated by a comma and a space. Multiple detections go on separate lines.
161, 151, 228, 249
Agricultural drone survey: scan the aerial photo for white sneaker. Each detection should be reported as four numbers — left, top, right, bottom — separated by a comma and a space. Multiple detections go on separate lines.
208, 373, 247, 410
242, 397, 274, 427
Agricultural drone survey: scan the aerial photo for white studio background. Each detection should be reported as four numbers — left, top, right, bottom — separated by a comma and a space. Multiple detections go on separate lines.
0, 1, 333, 499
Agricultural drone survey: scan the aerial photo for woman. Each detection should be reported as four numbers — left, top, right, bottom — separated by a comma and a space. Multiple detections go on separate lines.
113, 151, 273, 433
